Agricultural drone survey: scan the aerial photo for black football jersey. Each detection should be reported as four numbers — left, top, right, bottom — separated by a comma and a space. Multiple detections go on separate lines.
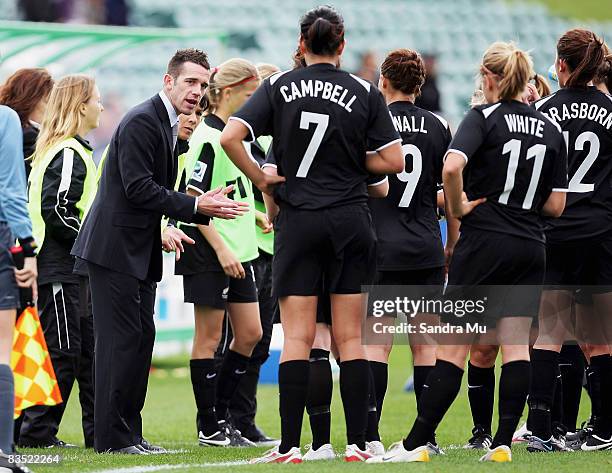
369, 101, 451, 270
534, 87, 612, 242
449, 100, 568, 243
231, 63, 400, 209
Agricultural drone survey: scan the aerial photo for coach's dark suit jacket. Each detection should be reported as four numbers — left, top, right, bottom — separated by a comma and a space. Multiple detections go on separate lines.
72, 94, 208, 281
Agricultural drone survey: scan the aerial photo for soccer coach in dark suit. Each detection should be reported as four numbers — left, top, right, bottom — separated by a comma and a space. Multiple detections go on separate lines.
72, 49, 247, 454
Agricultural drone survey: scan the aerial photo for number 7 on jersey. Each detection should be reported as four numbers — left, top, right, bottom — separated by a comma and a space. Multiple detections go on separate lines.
296, 111, 330, 178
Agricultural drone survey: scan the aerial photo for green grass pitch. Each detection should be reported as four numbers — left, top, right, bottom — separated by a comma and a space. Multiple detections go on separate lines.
23, 345, 611, 472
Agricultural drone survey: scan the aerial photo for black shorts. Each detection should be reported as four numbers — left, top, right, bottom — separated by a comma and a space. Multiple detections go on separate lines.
544, 238, 612, 293
376, 267, 445, 286
445, 230, 545, 321
273, 204, 376, 297
183, 262, 257, 310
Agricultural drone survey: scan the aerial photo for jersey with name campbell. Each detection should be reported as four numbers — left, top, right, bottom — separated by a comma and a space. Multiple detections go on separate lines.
231, 63, 400, 210
534, 87, 612, 242
369, 101, 451, 270
449, 100, 568, 243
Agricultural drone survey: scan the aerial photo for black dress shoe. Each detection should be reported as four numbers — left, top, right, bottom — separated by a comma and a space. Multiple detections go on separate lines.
107, 445, 149, 455
139, 438, 167, 454
229, 422, 276, 447
18, 437, 77, 449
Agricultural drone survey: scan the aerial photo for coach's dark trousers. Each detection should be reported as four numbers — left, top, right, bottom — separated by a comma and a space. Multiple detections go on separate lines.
87, 262, 156, 452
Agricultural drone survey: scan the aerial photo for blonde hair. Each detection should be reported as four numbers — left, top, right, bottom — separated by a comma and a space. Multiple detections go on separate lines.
207, 58, 260, 112
256, 63, 280, 81
481, 42, 534, 101
32, 74, 95, 164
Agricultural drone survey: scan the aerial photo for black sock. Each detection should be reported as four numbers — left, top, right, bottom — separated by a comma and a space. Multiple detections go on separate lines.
278, 360, 309, 453
559, 344, 585, 432
413, 365, 433, 403
0, 364, 14, 454
366, 363, 380, 442
528, 348, 559, 439
216, 349, 250, 422
306, 349, 332, 449
340, 360, 370, 450
491, 360, 529, 448
369, 361, 388, 421
190, 359, 219, 436
551, 365, 566, 436
467, 362, 495, 435
590, 354, 612, 438
586, 363, 602, 426
403, 360, 464, 451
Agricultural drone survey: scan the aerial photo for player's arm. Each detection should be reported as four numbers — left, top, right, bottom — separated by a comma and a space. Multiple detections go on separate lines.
443, 152, 486, 218
221, 120, 285, 195
541, 132, 568, 218
365, 142, 404, 175
541, 191, 566, 217
367, 173, 389, 198
190, 207, 245, 279
261, 163, 280, 221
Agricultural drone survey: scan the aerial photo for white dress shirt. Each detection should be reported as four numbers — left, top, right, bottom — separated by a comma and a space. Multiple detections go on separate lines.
158, 91, 198, 214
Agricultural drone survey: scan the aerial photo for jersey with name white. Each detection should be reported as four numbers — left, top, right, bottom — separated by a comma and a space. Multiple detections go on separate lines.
369, 101, 451, 270
231, 63, 400, 210
534, 86, 612, 242
449, 100, 567, 243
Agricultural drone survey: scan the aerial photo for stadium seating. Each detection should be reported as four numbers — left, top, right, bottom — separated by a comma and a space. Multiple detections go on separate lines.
1, 0, 611, 129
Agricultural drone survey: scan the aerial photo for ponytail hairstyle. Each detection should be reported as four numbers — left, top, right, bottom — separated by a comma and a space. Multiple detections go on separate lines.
532, 74, 551, 97
256, 63, 280, 81
206, 58, 260, 113
299, 5, 344, 57
481, 41, 534, 101
557, 28, 605, 88
594, 44, 612, 93
380, 48, 426, 97
32, 74, 95, 165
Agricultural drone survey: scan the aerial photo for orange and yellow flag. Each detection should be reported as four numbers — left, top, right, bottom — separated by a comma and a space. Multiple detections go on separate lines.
11, 306, 62, 418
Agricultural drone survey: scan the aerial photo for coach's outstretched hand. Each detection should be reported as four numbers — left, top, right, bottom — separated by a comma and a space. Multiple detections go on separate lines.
197, 185, 249, 219
162, 226, 195, 261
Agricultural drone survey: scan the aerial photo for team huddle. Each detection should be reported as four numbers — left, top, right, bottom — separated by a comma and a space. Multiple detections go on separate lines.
1, 3, 612, 471
210, 5, 611, 464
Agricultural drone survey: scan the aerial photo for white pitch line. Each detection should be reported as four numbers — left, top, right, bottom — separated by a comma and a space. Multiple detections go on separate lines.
91, 461, 248, 473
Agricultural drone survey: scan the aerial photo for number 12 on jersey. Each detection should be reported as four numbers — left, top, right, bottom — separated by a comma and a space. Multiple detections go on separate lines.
296, 111, 329, 178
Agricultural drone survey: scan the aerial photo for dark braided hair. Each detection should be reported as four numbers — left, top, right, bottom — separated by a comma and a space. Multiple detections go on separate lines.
380, 49, 426, 96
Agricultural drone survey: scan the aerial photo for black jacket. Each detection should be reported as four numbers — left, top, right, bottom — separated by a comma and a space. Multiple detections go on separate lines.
22, 123, 39, 179
38, 135, 91, 285
72, 94, 209, 281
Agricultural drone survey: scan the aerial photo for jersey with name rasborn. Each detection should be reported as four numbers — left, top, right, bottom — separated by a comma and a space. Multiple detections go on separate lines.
534, 87, 612, 242
231, 63, 400, 210
449, 100, 568, 243
369, 101, 451, 270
